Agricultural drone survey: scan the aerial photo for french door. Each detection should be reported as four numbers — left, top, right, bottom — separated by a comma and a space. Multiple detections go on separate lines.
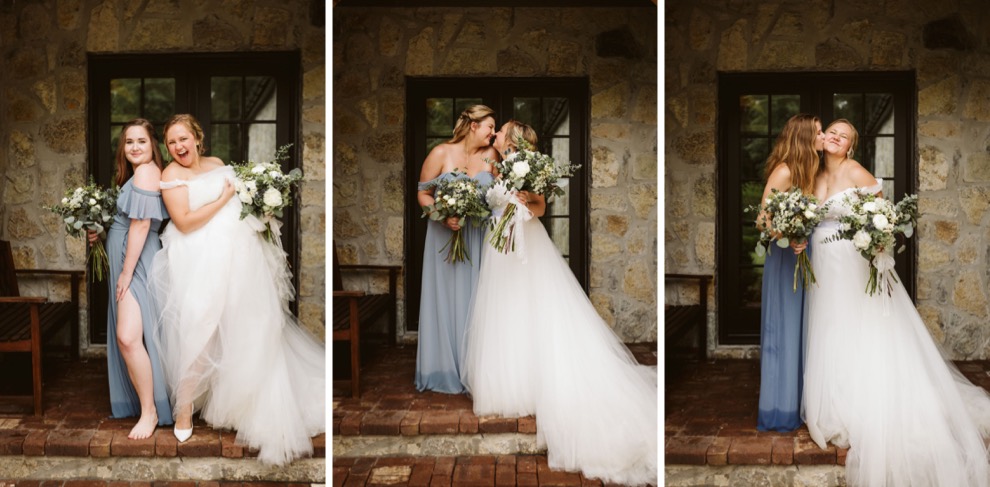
87, 52, 301, 344
717, 72, 916, 344
404, 77, 590, 332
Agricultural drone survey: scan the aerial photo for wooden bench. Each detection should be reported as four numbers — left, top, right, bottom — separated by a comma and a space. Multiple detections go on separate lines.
664, 274, 711, 365
0, 240, 83, 415
332, 245, 401, 397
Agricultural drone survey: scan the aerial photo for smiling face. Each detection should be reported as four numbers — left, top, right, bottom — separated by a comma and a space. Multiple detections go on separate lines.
825, 121, 857, 158
123, 125, 154, 166
473, 116, 496, 147
493, 122, 510, 153
165, 122, 200, 167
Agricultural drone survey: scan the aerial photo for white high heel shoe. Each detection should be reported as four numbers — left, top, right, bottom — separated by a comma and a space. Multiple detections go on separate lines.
173, 425, 193, 442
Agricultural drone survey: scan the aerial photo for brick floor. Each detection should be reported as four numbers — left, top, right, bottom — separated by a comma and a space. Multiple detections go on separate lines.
665, 359, 990, 466
0, 357, 324, 461
332, 343, 657, 437
332, 455, 640, 487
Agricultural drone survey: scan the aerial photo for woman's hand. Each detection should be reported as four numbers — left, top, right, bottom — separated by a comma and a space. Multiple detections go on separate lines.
791, 239, 807, 255
516, 190, 532, 206
220, 178, 236, 203
115, 271, 132, 302
445, 216, 462, 231
87, 230, 100, 245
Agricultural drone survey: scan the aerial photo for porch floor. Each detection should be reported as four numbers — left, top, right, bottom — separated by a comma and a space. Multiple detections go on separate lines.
332, 343, 657, 487
0, 355, 324, 482
664, 359, 990, 467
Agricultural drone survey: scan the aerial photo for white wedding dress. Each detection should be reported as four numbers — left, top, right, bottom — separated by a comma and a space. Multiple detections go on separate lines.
461, 213, 658, 486
149, 166, 325, 465
804, 180, 990, 487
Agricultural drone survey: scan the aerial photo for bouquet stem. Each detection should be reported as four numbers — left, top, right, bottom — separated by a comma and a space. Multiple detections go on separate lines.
489, 203, 517, 253
88, 240, 109, 283
440, 228, 469, 263
792, 251, 816, 292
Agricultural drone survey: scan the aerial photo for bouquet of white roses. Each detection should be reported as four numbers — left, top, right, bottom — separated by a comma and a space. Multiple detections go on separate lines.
486, 138, 580, 253
45, 179, 118, 282
420, 171, 491, 263
824, 191, 920, 296
231, 144, 303, 244
745, 187, 827, 292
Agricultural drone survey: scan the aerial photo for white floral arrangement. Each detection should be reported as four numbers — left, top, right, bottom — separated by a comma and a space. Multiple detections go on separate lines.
824, 191, 920, 296
45, 179, 119, 282
420, 170, 491, 263
746, 187, 827, 292
231, 144, 303, 243
485, 137, 580, 253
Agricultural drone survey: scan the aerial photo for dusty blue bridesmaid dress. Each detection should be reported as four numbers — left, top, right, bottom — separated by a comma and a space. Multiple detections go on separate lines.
757, 241, 808, 431
105, 179, 173, 424
415, 171, 493, 394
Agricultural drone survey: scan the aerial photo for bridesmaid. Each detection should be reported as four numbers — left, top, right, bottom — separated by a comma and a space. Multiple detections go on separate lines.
756, 113, 825, 431
104, 119, 173, 438
415, 105, 498, 394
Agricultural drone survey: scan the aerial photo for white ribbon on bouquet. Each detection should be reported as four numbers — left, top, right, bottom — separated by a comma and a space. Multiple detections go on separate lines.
486, 181, 534, 262
873, 250, 896, 316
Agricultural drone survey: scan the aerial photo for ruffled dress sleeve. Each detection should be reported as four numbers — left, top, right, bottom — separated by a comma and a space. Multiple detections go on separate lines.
417, 172, 452, 191
120, 185, 169, 222
865, 178, 883, 195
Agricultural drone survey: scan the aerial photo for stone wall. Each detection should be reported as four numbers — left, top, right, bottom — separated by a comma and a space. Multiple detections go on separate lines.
665, 0, 990, 359
0, 0, 327, 353
332, 7, 658, 342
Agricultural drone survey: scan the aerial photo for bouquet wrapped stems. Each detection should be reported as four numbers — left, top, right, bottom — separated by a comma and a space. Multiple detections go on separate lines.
488, 202, 517, 253
793, 244, 815, 292
88, 238, 110, 283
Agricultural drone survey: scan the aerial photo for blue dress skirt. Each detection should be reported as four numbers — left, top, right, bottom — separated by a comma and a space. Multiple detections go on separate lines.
757, 242, 808, 431
105, 180, 173, 424
415, 171, 493, 394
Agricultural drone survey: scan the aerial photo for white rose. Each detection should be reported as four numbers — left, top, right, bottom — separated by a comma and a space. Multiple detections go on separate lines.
852, 230, 872, 250
89, 198, 97, 205
263, 188, 282, 207
61, 197, 68, 204
862, 201, 877, 213
804, 209, 816, 219
511, 161, 530, 178
238, 191, 253, 204
808, 203, 817, 211
251, 165, 266, 174
872, 214, 890, 231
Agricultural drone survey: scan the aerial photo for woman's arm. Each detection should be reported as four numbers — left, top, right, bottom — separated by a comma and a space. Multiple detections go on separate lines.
161, 162, 236, 234
116, 165, 158, 301
516, 191, 546, 218
417, 145, 461, 231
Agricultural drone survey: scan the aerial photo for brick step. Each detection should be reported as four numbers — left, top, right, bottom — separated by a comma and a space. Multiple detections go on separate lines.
333, 454, 627, 487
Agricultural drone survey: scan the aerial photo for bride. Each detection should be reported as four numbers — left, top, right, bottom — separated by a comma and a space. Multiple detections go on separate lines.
149, 114, 325, 465
803, 118, 990, 486
461, 120, 657, 485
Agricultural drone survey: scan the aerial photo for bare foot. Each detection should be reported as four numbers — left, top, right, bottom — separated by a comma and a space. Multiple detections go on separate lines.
127, 412, 158, 440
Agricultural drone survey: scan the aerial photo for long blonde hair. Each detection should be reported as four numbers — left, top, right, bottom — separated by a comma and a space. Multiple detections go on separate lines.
448, 105, 495, 144
764, 113, 820, 195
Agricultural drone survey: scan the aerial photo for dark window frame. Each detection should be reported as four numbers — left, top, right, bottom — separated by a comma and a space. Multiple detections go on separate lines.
87, 52, 302, 344
404, 77, 591, 332
717, 71, 917, 345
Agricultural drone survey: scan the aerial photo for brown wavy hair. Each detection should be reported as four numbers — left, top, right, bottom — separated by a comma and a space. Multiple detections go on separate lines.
163, 113, 207, 155
114, 118, 164, 187
764, 113, 821, 195
448, 105, 496, 144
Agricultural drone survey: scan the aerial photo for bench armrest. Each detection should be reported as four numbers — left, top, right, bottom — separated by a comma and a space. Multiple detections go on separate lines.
0, 297, 47, 304
333, 290, 366, 298
337, 265, 402, 297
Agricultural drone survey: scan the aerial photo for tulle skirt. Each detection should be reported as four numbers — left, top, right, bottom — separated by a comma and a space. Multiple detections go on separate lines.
462, 217, 657, 485
150, 202, 325, 465
804, 222, 990, 487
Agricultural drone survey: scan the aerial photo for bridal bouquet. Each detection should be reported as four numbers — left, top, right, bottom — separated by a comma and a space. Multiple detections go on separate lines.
486, 138, 581, 253
746, 188, 827, 292
45, 180, 119, 282
823, 192, 920, 296
231, 144, 303, 244
420, 171, 491, 263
